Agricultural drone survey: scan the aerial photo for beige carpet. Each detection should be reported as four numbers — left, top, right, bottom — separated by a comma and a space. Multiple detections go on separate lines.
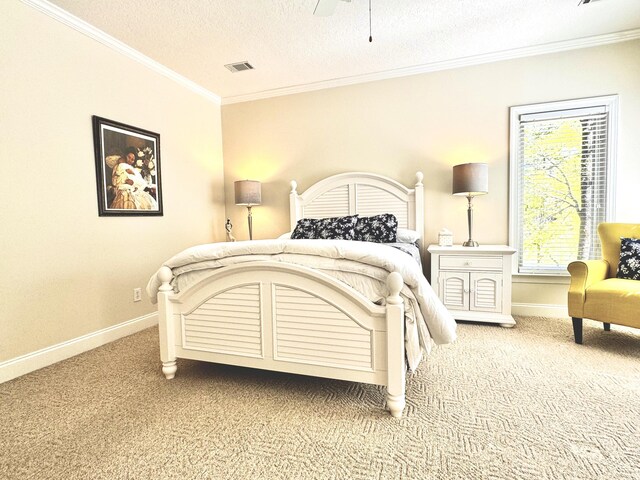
1, 316, 639, 480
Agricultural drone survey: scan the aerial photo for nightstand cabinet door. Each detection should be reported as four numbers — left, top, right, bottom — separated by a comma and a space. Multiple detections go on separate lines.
470, 272, 502, 313
439, 271, 469, 311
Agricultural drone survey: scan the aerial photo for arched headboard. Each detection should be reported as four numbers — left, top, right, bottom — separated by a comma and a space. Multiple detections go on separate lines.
289, 171, 424, 247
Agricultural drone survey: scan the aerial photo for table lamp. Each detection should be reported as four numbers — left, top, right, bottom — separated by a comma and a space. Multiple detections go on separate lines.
452, 163, 488, 247
234, 180, 261, 240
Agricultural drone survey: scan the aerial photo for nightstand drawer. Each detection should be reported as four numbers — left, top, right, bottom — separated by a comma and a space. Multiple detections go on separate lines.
439, 255, 502, 271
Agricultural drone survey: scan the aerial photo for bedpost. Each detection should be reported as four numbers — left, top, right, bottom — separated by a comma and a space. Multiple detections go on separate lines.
290, 180, 299, 231
157, 266, 177, 379
385, 271, 406, 418
415, 171, 424, 257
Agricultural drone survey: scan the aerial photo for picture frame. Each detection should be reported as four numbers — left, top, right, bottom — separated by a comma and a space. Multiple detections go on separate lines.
92, 115, 163, 216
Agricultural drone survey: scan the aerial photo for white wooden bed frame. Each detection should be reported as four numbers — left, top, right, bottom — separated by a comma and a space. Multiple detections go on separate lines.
156, 172, 425, 417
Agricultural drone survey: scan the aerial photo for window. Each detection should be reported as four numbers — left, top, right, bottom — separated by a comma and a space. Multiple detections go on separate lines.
509, 96, 618, 275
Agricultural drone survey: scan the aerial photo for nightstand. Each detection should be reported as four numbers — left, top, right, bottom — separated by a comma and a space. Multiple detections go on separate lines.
427, 245, 517, 327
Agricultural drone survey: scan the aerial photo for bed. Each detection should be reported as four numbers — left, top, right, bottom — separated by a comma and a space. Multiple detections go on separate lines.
147, 172, 456, 417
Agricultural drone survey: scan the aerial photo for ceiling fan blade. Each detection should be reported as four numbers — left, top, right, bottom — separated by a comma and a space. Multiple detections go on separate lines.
314, 0, 340, 16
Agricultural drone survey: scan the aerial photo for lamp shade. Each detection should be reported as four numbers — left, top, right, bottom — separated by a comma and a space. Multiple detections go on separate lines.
452, 163, 488, 196
234, 180, 262, 206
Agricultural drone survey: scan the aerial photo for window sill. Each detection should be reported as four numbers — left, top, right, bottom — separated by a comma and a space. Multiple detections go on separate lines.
512, 273, 570, 285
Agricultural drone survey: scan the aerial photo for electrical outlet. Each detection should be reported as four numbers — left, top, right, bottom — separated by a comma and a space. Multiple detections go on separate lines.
133, 287, 142, 302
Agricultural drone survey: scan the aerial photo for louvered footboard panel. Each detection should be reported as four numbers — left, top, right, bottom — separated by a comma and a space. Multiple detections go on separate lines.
182, 284, 263, 358
273, 285, 373, 370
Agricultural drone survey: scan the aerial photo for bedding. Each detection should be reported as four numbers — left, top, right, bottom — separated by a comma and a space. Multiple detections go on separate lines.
280, 231, 420, 264
396, 228, 421, 244
290, 218, 318, 239
284, 226, 420, 245
353, 213, 398, 243
291, 213, 400, 243
291, 215, 360, 240
315, 214, 359, 240
147, 239, 456, 371
387, 242, 422, 266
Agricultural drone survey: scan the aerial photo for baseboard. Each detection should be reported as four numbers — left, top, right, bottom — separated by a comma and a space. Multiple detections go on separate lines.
512, 303, 567, 318
0, 312, 158, 384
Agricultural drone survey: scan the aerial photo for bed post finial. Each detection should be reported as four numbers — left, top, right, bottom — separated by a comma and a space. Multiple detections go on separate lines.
290, 180, 299, 231
158, 266, 173, 292
414, 172, 425, 263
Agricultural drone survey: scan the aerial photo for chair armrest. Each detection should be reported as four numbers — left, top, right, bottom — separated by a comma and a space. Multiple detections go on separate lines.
567, 260, 609, 317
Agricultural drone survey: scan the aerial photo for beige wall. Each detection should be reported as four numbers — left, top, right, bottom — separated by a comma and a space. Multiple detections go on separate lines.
221, 40, 640, 310
0, 1, 225, 362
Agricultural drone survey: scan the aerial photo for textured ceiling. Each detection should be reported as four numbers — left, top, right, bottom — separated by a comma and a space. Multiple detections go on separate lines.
47, 0, 640, 102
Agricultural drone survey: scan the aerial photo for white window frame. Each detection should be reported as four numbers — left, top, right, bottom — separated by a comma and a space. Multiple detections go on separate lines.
508, 95, 618, 277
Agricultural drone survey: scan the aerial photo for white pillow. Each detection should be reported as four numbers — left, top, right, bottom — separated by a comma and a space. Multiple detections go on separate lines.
396, 228, 420, 244
278, 232, 292, 239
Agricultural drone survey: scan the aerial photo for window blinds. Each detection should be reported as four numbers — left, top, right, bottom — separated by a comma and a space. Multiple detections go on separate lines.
516, 106, 610, 274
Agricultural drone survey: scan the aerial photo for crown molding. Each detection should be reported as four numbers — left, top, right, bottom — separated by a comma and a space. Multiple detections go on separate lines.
20, 0, 640, 107
222, 28, 640, 105
21, 0, 221, 105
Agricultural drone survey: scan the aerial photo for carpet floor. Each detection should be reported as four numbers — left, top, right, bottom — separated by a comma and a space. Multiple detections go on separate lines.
1, 316, 638, 480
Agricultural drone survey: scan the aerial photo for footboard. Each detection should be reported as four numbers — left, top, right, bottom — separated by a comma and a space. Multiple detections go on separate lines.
156, 262, 406, 417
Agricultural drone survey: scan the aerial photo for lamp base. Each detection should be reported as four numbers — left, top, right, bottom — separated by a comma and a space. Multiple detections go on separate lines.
247, 206, 253, 241
462, 240, 479, 247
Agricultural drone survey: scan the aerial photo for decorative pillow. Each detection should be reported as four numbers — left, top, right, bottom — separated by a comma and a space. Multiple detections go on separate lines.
291, 218, 320, 239
314, 215, 359, 240
616, 237, 640, 280
396, 228, 420, 244
353, 213, 398, 243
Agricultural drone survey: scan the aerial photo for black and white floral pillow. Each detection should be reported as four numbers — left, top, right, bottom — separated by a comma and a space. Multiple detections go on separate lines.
353, 213, 398, 243
291, 218, 320, 239
315, 215, 359, 240
616, 237, 640, 280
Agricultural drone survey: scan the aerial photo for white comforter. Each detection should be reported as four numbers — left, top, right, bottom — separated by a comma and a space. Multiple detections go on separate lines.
147, 239, 456, 371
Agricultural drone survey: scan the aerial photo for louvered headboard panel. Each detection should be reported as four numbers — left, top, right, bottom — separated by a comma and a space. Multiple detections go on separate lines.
300, 184, 350, 219
289, 172, 424, 245
355, 184, 410, 228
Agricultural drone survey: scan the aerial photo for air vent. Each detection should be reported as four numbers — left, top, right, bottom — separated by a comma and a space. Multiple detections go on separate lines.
224, 61, 254, 73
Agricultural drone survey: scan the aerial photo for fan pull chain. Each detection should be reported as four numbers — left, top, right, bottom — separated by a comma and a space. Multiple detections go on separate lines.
369, 0, 372, 42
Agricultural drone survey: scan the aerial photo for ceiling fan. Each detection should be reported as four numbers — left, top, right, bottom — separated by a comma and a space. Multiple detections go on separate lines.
313, 0, 351, 17
314, 0, 374, 42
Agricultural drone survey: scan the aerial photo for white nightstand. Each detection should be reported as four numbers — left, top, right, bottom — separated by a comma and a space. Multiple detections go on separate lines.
427, 245, 517, 327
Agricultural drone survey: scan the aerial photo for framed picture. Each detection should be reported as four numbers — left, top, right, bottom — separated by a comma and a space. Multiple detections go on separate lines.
92, 116, 163, 216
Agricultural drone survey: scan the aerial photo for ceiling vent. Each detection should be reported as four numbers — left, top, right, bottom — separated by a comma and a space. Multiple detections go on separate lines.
225, 61, 254, 73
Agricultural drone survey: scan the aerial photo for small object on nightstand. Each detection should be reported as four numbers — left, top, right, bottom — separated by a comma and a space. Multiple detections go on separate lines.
438, 228, 453, 247
225, 218, 236, 242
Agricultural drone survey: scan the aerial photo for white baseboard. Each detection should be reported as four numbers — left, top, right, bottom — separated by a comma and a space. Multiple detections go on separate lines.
0, 312, 158, 384
512, 303, 567, 318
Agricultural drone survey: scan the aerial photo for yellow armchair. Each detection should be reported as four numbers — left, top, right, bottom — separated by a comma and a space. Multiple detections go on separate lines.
567, 223, 640, 344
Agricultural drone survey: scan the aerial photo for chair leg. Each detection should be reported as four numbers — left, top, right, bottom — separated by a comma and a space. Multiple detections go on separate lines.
572, 317, 583, 344
603, 322, 611, 332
